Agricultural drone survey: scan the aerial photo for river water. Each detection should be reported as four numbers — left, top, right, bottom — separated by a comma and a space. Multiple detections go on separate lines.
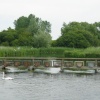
0, 72, 100, 100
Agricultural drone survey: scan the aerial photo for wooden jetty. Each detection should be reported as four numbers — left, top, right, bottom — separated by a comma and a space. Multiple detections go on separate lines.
0, 57, 100, 74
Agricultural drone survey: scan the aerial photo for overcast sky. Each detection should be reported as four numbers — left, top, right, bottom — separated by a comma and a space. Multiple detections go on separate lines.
0, 0, 100, 40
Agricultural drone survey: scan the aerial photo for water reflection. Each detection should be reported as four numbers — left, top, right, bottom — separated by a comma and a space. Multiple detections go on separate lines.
0, 72, 100, 100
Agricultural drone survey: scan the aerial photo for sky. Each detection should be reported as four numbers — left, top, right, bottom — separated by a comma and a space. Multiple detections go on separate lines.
0, 0, 100, 40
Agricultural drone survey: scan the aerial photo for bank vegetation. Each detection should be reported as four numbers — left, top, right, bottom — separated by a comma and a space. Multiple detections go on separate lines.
0, 46, 100, 58
0, 14, 100, 58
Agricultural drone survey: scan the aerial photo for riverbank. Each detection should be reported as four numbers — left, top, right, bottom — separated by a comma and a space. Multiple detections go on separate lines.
0, 46, 100, 58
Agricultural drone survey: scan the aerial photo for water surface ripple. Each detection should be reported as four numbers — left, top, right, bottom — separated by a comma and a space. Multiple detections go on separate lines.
0, 72, 100, 100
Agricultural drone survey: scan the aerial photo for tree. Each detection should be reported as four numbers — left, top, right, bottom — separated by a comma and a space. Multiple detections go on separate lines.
13, 14, 52, 47
27, 14, 39, 35
14, 16, 29, 30
0, 28, 17, 46
33, 31, 52, 48
56, 30, 90, 48
55, 22, 100, 48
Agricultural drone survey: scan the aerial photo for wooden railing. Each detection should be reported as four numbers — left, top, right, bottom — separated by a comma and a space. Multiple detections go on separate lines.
0, 57, 100, 69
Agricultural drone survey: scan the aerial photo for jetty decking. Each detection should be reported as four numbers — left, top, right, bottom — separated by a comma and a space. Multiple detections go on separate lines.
0, 57, 100, 69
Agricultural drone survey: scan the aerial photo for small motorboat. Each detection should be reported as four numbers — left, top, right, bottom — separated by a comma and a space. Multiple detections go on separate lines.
44, 68, 61, 74
63, 69, 95, 74
34, 67, 61, 74
5, 67, 28, 73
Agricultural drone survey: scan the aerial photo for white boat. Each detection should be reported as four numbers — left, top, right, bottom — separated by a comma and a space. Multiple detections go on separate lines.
63, 69, 95, 74
44, 68, 61, 74
5, 67, 28, 73
34, 67, 61, 74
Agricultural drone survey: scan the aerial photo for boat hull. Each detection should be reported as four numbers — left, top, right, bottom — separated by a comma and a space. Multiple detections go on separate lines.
34, 67, 61, 74
5, 67, 28, 73
63, 69, 95, 74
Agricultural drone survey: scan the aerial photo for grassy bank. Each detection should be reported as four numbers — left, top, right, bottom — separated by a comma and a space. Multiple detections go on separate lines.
0, 46, 39, 57
64, 47, 100, 58
0, 46, 100, 58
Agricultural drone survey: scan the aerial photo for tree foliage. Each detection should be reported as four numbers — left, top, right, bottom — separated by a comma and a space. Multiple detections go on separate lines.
0, 14, 52, 47
33, 31, 51, 48
1, 17, 100, 48
53, 22, 100, 48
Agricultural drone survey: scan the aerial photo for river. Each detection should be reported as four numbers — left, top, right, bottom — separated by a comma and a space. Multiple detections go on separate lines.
0, 72, 100, 100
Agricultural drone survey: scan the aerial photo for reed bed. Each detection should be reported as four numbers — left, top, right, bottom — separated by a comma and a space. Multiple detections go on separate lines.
39, 47, 71, 57
0, 46, 39, 57
64, 47, 100, 58
0, 46, 100, 58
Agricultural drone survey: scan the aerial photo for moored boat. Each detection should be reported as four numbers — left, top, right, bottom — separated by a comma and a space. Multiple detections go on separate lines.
63, 69, 95, 74
34, 67, 61, 74
5, 67, 28, 73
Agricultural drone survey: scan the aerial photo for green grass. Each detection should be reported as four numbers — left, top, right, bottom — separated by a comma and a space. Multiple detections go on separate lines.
64, 47, 100, 58
0, 46, 100, 58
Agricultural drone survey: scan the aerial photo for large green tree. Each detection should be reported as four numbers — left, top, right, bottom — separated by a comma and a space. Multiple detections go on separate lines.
0, 14, 52, 47
33, 31, 51, 48
54, 22, 100, 48
0, 27, 17, 46
14, 14, 52, 47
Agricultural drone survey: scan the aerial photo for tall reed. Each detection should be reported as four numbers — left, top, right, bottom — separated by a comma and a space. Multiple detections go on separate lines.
0, 46, 100, 58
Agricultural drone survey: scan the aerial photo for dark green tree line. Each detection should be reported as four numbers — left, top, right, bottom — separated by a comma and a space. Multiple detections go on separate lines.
52, 22, 100, 48
1, 17, 100, 48
0, 14, 52, 47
